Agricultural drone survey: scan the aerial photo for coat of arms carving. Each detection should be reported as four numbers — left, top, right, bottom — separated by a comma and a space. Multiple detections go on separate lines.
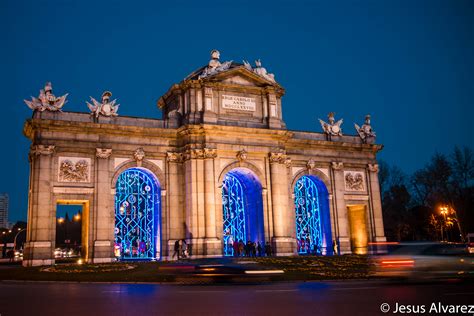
58, 157, 91, 182
344, 171, 365, 191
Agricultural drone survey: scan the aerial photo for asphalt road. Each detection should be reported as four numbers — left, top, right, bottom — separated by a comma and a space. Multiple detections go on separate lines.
0, 280, 473, 316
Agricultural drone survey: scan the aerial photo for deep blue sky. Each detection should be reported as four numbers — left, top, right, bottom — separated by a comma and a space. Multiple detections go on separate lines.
1, 0, 473, 222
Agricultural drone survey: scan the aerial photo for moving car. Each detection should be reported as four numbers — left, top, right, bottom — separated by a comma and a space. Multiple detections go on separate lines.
372, 242, 474, 280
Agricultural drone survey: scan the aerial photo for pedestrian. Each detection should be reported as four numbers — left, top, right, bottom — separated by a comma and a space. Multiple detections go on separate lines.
251, 242, 256, 257
181, 239, 187, 258
173, 239, 180, 260
265, 242, 272, 257
238, 240, 244, 257
233, 240, 239, 257
2, 242, 6, 258
333, 240, 338, 255
257, 242, 262, 257
8, 249, 14, 262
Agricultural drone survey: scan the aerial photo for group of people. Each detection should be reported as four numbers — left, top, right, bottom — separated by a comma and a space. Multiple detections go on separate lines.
172, 239, 189, 260
230, 240, 272, 257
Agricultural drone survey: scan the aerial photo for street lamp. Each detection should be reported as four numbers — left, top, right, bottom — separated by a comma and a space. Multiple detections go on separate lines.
57, 217, 65, 224
13, 228, 26, 250
73, 214, 81, 221
439, 206, 449, 241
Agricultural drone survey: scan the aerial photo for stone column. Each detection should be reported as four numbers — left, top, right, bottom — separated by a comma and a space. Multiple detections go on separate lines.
166, 152, 185, 259
23, 145, 55, 267
367, 164, 386, 242
331, 162, 351, 254
269, 151, 295, 255
203, 148, 220, 256
92, 148, 114, 263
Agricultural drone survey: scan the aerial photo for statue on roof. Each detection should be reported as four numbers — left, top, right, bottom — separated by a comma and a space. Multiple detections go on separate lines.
24, 82, 68, 112
199, 49, 233, 79
354, 115, 376, 144
243, 59, 276, 83
86, 91, 120, 118
319, 112, 343, 137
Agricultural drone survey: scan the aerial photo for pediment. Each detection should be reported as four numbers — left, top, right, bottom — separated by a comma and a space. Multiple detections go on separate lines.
206, 66, 281, 88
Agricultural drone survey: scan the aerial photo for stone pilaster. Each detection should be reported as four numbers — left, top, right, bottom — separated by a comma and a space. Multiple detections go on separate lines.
166, 152, 185, 259
331, 161, 351, 254
367, 164, 386, 242
23, 145, 55, 267
92, 148, 114, 263
269, 151, 296, 255
203, 149, 220, 256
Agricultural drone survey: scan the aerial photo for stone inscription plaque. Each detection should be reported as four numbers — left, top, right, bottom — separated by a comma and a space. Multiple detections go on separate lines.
222, 95, 256, 112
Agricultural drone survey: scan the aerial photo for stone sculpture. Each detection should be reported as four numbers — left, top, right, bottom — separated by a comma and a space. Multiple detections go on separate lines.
354, 115, 376, 144
59, 159, 89, 182
86, 91, 119, 118
199, 49, 233, 79
344, 172, 365, 191
24, 82, 68, 112
319, 112, 343, 137
243, 59, 276, 82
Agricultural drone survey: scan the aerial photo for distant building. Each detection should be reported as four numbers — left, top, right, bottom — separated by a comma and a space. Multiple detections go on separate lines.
0, 194, 8, 229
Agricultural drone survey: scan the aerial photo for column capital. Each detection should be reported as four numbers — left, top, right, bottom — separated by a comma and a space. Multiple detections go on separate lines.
367, 163, 379, 173
96, 148, 112, 159
183, 148, 216, 160
166, 152, 183, 163
269, 150, 288, 165
331, 161, 344, 170
30, 144, 55, 156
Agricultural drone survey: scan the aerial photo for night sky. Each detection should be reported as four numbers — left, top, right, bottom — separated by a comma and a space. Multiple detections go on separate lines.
1, 0, 473, 222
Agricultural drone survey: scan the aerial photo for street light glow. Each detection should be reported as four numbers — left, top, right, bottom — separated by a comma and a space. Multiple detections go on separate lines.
57, 217, 65, 224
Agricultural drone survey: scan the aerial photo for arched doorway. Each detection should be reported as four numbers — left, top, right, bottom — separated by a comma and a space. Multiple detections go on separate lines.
114, 167, 161, 260
222, 168, 264, 256
294, 175, 333, 255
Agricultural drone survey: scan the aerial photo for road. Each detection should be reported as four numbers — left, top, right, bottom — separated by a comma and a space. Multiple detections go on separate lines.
0, 280, 473, 316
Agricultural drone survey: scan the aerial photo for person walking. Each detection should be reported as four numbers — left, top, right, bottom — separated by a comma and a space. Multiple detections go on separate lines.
257, 242, 262, 257
181, 239, 188, 258
172, 239, 180, 260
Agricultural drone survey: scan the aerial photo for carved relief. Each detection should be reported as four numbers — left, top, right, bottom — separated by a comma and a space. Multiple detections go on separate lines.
134, 148, 145, 162
183, 148, 216, 160
236, 149, 248, 162
58, 157, 90, 183
344, 171, 365, 191
96, 148, 112, 159
306, 159, 316, 170
368, 164, 379, 173
269, 150, 290, 166
30, 145, 55, 156
166, 152, 183, 163
331, 162, 344, 170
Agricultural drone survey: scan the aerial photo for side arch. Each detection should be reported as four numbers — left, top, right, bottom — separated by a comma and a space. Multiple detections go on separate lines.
218, 160, 266, 189
111, 159, 166, 190
291, 168, 332, 194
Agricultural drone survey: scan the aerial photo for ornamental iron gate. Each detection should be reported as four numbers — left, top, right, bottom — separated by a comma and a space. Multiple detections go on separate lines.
114, 168, 160, 260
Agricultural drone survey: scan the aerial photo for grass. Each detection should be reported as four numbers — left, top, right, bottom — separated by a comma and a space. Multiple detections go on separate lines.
0, 255, 370, 283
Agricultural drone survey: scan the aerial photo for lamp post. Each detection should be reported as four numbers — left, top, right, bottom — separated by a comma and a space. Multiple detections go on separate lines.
440, 206, 448, 242
13, 228, 26, 250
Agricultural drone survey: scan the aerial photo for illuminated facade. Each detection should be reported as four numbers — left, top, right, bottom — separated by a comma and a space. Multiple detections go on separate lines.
22, 50, 386, 266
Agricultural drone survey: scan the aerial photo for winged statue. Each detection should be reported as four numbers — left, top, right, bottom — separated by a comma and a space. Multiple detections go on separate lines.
319, 112, 343, 136
24, 82, 68, 112
354, 115, 376, 143
87, 91, 119, 118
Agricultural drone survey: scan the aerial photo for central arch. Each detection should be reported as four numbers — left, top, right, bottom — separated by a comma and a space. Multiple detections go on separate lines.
294, 175, 333, 255
114, 167, 161, 260
222, 168, 264, 256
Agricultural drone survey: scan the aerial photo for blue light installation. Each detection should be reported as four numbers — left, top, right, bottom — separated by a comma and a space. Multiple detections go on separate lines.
294, 175, 332, 255
222, 168, 264, 256
114, 168, 160, 260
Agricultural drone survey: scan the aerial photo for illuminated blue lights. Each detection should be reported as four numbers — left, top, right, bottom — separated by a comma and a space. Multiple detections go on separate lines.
294, 175, 332, 255
114, 168, 160, 260
222, 168, 264, 256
